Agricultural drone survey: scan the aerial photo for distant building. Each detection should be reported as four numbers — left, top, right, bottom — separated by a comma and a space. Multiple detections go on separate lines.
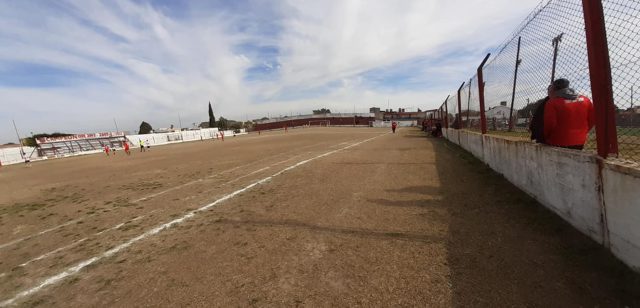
485, 105, 511, 119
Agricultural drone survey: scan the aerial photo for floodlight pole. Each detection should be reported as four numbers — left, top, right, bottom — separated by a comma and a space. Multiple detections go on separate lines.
12, 119, 25, 159
113, 118, 119, 133
551, 33, 564, 83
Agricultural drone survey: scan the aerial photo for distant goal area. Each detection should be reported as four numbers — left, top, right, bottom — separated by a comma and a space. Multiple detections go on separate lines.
308, 120, 330, 127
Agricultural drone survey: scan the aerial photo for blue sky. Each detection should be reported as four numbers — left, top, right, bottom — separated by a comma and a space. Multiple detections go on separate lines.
0, 0, 541, 143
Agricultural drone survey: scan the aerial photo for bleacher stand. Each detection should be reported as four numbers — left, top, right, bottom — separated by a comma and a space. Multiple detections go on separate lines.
36, 132, 127, 158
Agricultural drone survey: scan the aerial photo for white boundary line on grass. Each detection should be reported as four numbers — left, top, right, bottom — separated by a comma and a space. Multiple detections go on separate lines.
0, 132, 385, 307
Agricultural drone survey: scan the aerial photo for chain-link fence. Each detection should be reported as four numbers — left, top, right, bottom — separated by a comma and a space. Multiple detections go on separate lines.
437, 0, 640, 162
603, 0, 640, 161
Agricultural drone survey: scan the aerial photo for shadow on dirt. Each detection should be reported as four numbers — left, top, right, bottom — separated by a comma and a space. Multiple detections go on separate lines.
429, 135, 640, 306
331, 162, 434, 166
385, 185, 441, 195
366, 198, 439, 208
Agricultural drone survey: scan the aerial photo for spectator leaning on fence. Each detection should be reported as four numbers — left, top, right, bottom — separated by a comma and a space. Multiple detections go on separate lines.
543, 78, 595, 150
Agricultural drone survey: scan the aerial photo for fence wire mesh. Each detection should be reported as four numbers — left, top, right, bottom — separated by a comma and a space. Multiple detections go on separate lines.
440, 0, 640, 162
603, 0, 640, 161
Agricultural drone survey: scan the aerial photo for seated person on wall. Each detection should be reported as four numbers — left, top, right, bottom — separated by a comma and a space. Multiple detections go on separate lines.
529, 92, 550, 144
542, 78, 594, 150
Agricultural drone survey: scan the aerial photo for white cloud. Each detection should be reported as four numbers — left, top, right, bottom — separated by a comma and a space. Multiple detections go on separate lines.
0, 0, 541, 142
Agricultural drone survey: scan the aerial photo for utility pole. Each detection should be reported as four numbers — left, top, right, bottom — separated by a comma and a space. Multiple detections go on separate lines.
113, 118, 119, 133
508, 36, 522, 131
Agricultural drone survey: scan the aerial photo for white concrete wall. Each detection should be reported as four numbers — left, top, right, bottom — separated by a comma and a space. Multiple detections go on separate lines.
0, 146, 37, 165
127, 128, 220, 147
443, 128, 640, 272
126, 128, 248, 148
602, 162, 640, 271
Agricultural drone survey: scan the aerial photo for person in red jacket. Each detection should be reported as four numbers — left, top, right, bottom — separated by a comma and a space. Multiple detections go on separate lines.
543, 78, 594, 150
391, 121, 397, 133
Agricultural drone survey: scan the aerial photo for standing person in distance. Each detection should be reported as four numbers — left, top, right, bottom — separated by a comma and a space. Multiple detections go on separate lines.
543, 78, 595, 150
391, 121, 397, 133
123, 141, 130, 156
139, 140, 145, 152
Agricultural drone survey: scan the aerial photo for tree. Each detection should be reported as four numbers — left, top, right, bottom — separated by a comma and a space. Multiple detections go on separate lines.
312, 108, 331, 114
22, 132, 72, 146
208, 102, 216, 128
517, 100, 544, 118
217, 117, 228, 131
139, 121, 153, 134
229, 122, 243, 130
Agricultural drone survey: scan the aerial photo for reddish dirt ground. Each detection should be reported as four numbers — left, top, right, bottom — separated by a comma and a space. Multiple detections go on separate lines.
0, 127, 638, 307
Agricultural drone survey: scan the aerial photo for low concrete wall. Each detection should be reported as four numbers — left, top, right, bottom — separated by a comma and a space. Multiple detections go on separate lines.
443, 128, 640, 271
603, 162, 640, 271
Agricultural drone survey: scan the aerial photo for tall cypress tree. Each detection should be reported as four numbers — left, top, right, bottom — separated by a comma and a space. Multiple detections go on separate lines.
208, 102, 216, 128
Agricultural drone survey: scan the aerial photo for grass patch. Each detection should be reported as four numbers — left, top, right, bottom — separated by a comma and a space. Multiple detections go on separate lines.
0, 202, 48, 215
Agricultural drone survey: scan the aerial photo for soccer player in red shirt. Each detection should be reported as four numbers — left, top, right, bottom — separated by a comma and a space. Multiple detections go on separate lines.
543, 78, 595, 150
391, 121, 397, 133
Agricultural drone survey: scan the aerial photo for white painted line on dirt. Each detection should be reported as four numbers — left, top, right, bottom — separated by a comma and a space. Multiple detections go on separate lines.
133, 143, 323, 203
3, 214, 148, 276
96, 223, 124, 236
18, 238, 88, 268
224, 166, 271, 185
0, 215, 93, 251
0, 132, 385, 307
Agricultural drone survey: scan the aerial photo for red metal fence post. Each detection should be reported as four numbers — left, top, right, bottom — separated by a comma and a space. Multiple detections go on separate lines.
443, 96, 450, 129
582, 0, 618, 158
477, 53, 491, 134
457, 82, 465, 129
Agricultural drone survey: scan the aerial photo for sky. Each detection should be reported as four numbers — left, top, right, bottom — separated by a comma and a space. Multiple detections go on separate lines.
0, 0, 542, 143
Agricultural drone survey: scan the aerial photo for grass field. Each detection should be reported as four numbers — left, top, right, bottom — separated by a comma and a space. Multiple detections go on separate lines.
0, 127, 638, 306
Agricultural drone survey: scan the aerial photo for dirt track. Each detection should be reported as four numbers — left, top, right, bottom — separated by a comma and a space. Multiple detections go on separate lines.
0, 127, 638, 306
